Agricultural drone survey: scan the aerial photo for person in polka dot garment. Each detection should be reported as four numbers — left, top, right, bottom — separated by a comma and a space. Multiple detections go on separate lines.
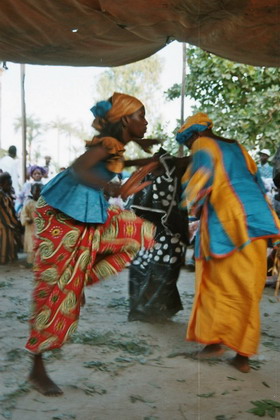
127, 148, 190, 322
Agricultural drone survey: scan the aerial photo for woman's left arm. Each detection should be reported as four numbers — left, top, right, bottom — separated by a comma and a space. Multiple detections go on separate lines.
71, 145, 121, 196
124, 155, 160, 168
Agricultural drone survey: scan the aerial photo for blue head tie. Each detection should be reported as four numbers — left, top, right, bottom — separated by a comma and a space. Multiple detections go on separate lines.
176, 123, 211, 144
90, 100, 112, 118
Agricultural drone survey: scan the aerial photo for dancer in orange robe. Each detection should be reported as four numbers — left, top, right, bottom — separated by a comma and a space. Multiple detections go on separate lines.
176, 112, 280, 373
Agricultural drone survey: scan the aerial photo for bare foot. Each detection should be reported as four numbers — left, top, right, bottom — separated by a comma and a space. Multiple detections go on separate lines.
196, 343, 225, 358
29, 354, 63, 396
230, 354, 251, 373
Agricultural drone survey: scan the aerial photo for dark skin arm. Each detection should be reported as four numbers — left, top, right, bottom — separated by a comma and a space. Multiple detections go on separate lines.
173, 156, 192, 178
72, 141, 161, 197
133, 138, 161, 153
125, 138, 161, 167
71, 145, 121, 196
124, 155, 159, 168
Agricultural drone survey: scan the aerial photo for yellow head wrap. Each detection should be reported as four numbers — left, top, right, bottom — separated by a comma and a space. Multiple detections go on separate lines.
91, 92, 143, 131
107, 92, 143, 123
176, 112, 213, 144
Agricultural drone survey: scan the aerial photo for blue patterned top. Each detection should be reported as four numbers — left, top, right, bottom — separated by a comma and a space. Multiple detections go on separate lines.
257, 162, 273, 179
41, 136, 126, 223
41, 163, 116, 223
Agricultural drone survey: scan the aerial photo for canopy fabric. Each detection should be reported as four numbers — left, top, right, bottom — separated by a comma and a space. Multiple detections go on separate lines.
0, 0, 279, 67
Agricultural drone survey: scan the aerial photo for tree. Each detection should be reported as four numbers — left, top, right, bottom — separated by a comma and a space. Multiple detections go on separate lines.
14, 114, 43, 164
95, 55, 162, 123
47, 118, 88, 167
165, 46, 280, 154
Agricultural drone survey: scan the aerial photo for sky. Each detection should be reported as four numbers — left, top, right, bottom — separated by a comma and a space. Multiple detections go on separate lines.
0, 41, 192, 167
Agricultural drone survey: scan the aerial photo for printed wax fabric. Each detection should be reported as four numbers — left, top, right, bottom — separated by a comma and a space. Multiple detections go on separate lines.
181, 137, 280, 260
127, 151, 189, 322
26, 197, 155, 353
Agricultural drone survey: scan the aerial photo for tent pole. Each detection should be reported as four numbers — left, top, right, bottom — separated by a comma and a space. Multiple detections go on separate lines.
179, 42, 186, 157
20, 63, 27, 182
0, 67, 4, 150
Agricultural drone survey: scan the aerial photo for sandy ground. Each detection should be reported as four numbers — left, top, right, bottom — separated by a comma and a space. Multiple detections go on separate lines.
0, 253, 280, 420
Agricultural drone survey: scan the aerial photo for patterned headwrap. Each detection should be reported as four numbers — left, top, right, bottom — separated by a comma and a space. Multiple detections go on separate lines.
28, 165, 47, 177
176, 112, 213, 145
90, 92, 143, 131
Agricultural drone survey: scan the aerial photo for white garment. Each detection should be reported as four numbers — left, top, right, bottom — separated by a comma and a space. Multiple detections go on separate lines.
18, 179, 44, 205
261, 177, 275, 203
41, 163, 57, 185
0, 155, 21, 195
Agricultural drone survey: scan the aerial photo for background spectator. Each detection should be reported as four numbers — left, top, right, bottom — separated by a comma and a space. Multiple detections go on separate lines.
16, 165, 46, 214
0, 172, 22, 264
257, 149, 274, 200
0, 145, 21, 196
42, 155, 56, 184
20, 183, 42, 266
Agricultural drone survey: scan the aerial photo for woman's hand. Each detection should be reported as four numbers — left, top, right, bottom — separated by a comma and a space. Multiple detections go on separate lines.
120, 161, 159, 200
104, 182, 121, 198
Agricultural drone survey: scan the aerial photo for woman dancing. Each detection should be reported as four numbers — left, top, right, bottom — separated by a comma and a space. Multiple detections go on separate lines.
26, 92, 159, 395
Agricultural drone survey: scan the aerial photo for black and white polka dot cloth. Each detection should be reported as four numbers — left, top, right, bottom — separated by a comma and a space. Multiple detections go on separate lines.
132, 231, 184, 269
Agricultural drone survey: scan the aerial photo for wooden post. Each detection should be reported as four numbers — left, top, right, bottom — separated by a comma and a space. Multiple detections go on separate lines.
179, 43, 187, 157
0, 67, 3, 150
20, 64, 27, 182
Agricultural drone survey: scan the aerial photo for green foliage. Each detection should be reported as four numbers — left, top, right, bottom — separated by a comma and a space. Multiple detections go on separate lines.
14, 115, 88, 166
0, 148, 6, 158
197, 392, 215, 398
247, 399, 280, 417
149, 121, 177, 155
165, 46, 280, 154
148, 120, 189, 157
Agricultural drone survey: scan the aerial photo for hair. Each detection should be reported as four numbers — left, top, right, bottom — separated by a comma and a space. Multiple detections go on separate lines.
98, 120, 124, 141
0, 172, 12, 186
8, 145, 16, 157
86, 122, 124, 151
92, 96, 124, 142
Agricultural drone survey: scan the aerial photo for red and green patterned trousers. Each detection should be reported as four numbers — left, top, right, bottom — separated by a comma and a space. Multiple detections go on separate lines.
26, 197, 155, 354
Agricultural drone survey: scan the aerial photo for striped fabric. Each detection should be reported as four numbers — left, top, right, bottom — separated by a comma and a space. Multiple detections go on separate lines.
0, 190, 21, 264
